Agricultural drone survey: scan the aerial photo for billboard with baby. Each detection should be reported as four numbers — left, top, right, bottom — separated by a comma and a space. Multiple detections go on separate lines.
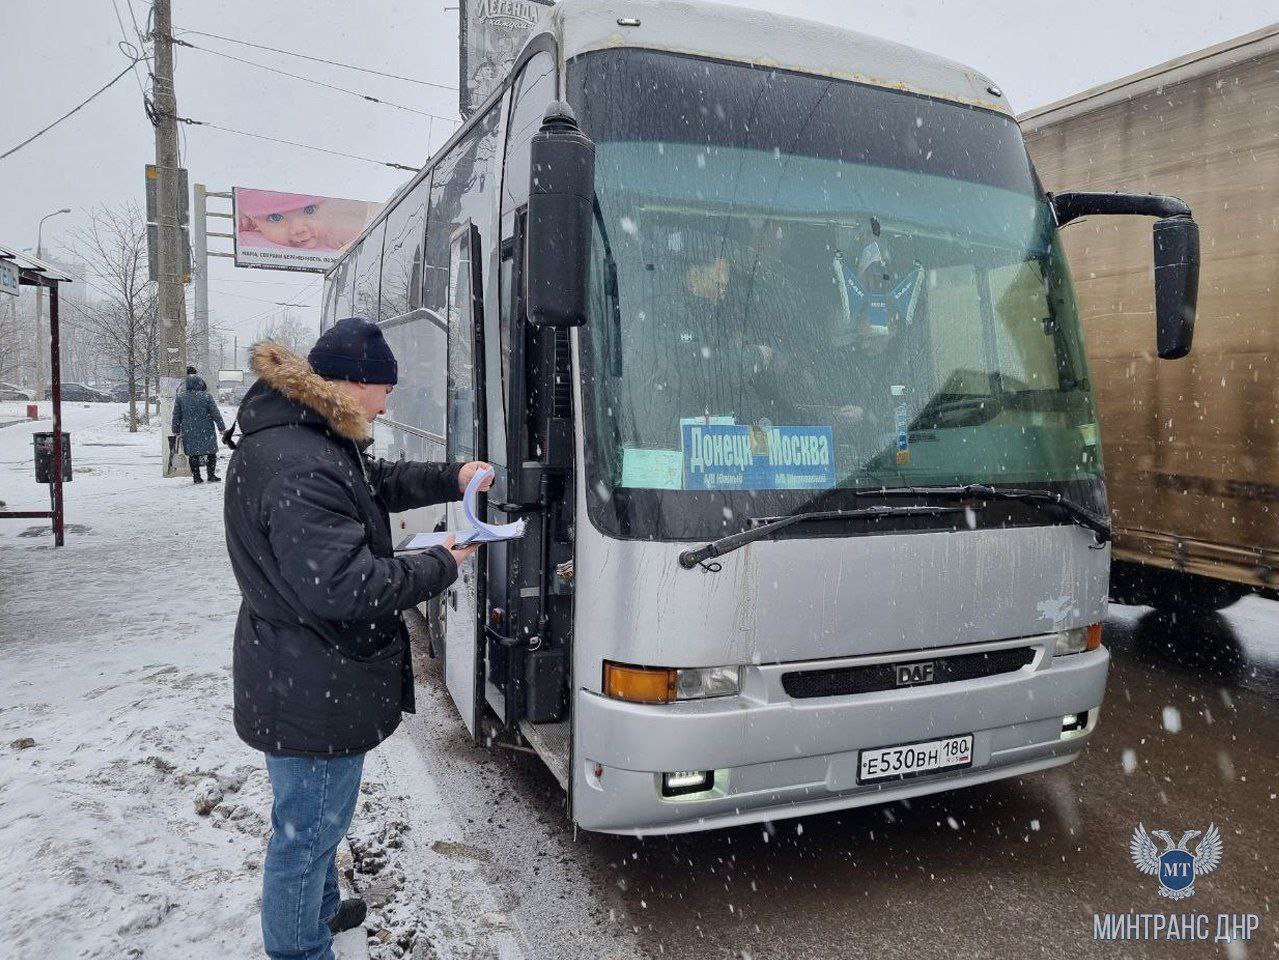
232, 188, 383, 273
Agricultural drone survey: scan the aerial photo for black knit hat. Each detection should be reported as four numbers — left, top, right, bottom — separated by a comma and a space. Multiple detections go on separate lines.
307, 317, 398, 385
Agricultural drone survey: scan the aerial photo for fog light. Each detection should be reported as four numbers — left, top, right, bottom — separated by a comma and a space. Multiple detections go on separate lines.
1061, 711, 1089, 733
662, 770, 714, 796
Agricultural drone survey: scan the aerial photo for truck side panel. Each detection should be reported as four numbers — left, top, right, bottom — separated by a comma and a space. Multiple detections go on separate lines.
1024, 43, 1279, 589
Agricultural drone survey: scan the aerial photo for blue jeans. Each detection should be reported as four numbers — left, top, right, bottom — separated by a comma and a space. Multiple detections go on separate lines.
262, 752, 365, 960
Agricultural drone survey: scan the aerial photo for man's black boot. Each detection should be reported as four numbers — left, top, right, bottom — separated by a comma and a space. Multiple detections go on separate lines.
327, 898, 368, 935
207, 456, 221, 483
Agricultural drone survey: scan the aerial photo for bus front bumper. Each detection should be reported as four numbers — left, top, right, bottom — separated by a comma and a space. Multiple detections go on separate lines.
571, 647, 1109, 835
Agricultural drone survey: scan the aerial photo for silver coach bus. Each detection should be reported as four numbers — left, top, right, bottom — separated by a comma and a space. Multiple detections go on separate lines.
321, 0, 1199, 834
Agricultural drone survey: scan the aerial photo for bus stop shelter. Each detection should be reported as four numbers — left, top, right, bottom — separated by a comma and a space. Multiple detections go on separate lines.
0, 242, 72, 546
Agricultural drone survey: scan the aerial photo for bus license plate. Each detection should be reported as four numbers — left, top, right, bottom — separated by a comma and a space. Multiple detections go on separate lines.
858, 734, 974, 783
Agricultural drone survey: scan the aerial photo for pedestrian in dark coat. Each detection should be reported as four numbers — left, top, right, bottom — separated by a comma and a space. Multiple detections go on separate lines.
172, 372, 226, 483
223, 318, 492, 960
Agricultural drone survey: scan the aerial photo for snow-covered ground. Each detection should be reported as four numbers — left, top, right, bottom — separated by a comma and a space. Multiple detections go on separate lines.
0, 404, 525, 959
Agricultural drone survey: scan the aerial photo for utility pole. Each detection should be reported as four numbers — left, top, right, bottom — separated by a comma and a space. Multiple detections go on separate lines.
151, 0, 186, 382
151, 0, 190, 477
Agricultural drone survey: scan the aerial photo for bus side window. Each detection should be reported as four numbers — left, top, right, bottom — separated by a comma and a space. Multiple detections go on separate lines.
499, 210, 528, 417
352, 220, 387, 322
502, 51, 557, 215
446, 227, 477, 464
320, 274, 338, 329
326, 256, 356, 324
499, 237, 514, 415
378, 173, 431, 322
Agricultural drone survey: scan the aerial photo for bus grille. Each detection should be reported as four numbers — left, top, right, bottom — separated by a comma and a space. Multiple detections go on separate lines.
780, 647, 1036, 699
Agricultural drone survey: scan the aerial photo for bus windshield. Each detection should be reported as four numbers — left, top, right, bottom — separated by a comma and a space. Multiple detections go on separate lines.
569, 49, 1104, 540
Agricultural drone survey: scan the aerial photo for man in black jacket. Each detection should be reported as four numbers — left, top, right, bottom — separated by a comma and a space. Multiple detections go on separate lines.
224, 318, 491, 960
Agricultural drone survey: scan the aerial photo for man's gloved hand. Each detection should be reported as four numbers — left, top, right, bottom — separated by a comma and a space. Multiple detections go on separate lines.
457, 461, 494, 494
221, 428, 237, 450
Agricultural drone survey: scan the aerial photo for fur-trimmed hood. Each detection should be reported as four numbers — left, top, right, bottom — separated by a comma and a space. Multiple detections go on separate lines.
245, 340, 371, 442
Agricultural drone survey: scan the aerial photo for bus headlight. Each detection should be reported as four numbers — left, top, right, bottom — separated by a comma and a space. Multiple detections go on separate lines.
1053, 624, 1103, 656
675, 665, 742, 700
604, 662, 742, 703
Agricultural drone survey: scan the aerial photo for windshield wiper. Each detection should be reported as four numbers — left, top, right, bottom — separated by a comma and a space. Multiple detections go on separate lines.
858, 484, 1111, 544
678, 504, 966, 570
677, 484, 1111, 572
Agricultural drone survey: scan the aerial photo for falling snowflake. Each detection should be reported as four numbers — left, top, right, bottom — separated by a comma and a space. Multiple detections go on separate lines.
1121, 749, 1138, 774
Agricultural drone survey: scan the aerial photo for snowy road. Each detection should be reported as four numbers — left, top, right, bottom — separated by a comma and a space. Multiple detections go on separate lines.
1, 404, 1275, 959
396, 599, 1279, 960
0, 405, 520, 960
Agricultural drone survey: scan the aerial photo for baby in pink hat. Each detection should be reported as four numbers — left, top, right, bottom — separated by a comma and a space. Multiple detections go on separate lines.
238, 191, 375, 251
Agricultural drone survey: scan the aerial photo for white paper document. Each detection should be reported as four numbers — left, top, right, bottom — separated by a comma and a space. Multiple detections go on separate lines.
397, 467, 525, 551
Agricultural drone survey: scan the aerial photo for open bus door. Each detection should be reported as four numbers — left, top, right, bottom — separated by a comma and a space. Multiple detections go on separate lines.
443, 222, 487, 736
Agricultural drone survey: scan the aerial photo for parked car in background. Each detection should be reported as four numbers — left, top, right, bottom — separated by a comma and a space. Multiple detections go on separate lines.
216, 369, 256, 406
43, 382, 111, 403
108, 383, 136, 403
0, 380, 34, 401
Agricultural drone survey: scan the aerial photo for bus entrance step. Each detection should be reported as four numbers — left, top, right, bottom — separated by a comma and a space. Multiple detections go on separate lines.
519, 718, 571, 791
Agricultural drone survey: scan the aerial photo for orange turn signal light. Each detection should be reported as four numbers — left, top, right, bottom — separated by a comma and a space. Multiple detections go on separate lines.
603, 662, 677, 703
1087, 623, 1103, 651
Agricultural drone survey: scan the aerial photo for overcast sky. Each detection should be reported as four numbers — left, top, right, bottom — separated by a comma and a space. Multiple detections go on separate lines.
2, 0, 1274, 361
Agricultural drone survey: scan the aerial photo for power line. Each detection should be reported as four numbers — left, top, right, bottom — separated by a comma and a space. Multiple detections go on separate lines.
123, 0, 148, 46
214, 288, 322, 306
175, 27, 458, 92
233, 278, 324, 329
108, 0, 149, 98
175, 37, 460, 126
0, 64, 138, 162
173, 113, 419, 171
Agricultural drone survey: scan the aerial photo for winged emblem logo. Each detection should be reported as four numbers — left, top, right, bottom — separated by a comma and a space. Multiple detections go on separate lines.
1130, 823, 1224, 900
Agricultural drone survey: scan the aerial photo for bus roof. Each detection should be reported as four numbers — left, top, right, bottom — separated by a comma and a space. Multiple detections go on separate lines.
551, 0, 1010, 114
326, 0, 1012, 280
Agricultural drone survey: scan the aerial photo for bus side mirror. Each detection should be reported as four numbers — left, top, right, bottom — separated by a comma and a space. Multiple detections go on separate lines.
1051, 191, 1198, 360
527, 101, 596, 328
1152, 215, 1198, 360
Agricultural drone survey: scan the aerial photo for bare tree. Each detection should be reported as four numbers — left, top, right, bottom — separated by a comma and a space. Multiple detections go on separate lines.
258, 309, 314, 357
65, 205, 156, 430
0, 289, 43, 390
0, 294, 24, 385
